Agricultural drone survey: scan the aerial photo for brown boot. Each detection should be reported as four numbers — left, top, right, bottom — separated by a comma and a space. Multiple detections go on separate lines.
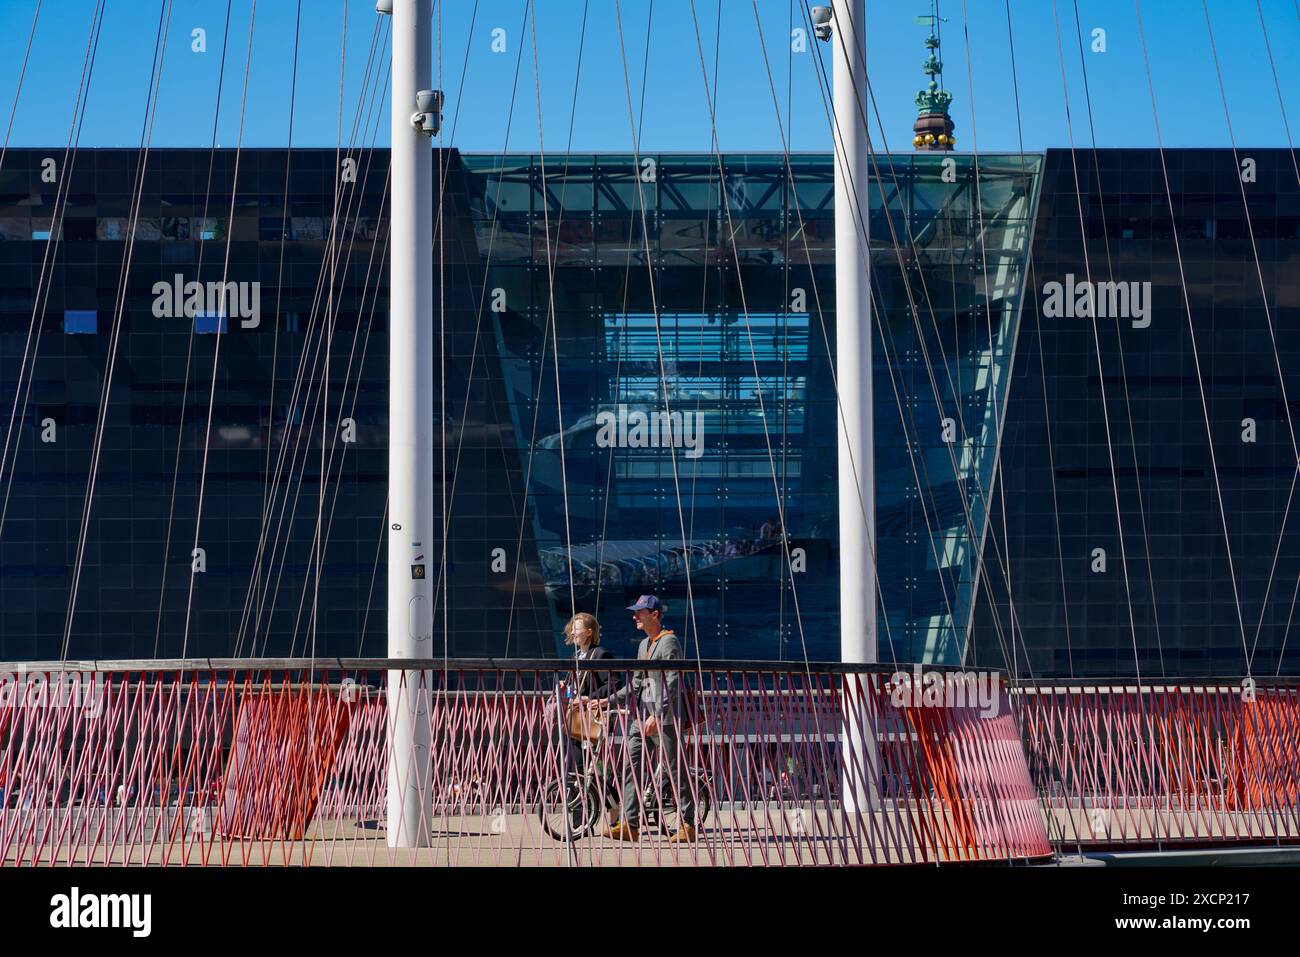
602, 820, 639, 842
668, 822, 697, 843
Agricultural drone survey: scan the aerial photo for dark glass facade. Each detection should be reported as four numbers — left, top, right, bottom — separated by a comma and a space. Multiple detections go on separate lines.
457, 151, 1037, 662
971, 148, 1300, 679
0, 146, 1294, 677
0, 149, 395, 660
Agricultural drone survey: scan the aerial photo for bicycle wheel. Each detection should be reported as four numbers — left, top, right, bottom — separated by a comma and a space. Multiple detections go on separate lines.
538, 774, 601, 842
657, 772, 712, 833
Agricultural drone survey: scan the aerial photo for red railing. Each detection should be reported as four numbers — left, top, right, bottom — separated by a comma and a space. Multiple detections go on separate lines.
0, 659, 1050, 866
1015, 681, 1300, 849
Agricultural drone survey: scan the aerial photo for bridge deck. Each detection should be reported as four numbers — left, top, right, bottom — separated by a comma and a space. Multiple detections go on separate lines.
0, 805, 1041, 866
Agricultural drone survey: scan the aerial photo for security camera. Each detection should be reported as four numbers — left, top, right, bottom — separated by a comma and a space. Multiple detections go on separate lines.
811, 6, 833, 41
416, 90, 443, 114
411, 111, 442, 136
411, 89, 444, 137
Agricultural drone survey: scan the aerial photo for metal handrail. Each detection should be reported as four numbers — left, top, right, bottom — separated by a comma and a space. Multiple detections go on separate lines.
0, 657, 1011, 676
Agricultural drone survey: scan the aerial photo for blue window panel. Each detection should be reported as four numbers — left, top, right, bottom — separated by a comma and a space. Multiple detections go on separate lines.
195, 312, 227, 334
63, 310, 97, 334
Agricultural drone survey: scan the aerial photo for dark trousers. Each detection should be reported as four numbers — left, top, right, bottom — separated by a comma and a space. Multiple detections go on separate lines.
620, 719, 693, 828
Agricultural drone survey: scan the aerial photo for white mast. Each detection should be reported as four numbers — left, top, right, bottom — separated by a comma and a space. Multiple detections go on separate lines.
825, 0, 876, 671
383, 0, 436, 849
820, 0, 878, 813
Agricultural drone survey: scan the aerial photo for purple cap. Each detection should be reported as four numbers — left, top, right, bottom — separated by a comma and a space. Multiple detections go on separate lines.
626, 594, 663, 612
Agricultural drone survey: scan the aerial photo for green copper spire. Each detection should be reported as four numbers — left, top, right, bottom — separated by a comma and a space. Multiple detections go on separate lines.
912, 6, 955, 150
914, 14, 951, 116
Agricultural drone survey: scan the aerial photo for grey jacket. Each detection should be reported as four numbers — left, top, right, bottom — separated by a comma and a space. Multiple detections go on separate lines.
609, 629, 683, 725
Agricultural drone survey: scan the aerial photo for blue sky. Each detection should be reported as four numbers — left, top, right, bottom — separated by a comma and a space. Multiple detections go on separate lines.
0, 0, 1296, 154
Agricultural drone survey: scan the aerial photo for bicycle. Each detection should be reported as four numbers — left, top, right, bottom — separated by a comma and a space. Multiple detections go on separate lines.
538, 706, 712, 842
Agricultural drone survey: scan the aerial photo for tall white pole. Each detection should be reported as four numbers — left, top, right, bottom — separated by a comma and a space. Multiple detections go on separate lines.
830, 0, 879, 814
386, 0, 433, 849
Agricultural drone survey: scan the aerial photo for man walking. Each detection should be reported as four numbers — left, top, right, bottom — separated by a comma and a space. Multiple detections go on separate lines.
599, 595, 696, 843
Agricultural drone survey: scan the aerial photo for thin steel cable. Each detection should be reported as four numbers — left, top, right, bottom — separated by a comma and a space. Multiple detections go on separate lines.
230, 0, 316, 655
524, 15, 622, 863
255, 0, 304, 650
1133, 0, 1252, 678
256, 39, 392, 658
529, 0, 578, 623
805, 3, 1021, 672
756, 1, 949, 671
0, 0, 42, 175
244, 56, 390, 660
284, 17, 388, 656
438, 0, 448, 676
1256, 0, 1300, 188
957, 0, 1037, 681
1256, 0, 1300, 675
62, 0, 172, 659
0, 0, 44, 515
1068, 0, 1169, 677
312, 0, 350, 665
153, 0, 238, 656
594, 0, 652, 629
0, 0, 103, 544
621, 2, 736, 857
419, 0, 487, 585
806, 1, 1027, 672
1004, 0, 1074, 677
495, 2, 569, 652
1047, 0, 1145, 680
181, 0, 259, 657
424, 0, 484, 628
837, 43, 1025, 672
1201, 0, 1300, 673
675, 0, 721, 656
235, 20, 389, 657
799, 4, 927, 671
288, 168, 392, 658
682, 0, 819, 667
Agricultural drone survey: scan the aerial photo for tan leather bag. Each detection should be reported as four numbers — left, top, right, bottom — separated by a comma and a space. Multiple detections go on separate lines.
566, 702, 604, 742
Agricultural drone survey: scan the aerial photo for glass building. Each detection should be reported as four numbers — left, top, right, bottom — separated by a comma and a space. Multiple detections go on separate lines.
0, 147, 1294, 677
970, 148, 1300, 679
454, 151, 1038, 663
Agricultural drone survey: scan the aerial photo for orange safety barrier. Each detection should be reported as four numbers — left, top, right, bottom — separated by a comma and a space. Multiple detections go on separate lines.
218, 680, 354, 841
